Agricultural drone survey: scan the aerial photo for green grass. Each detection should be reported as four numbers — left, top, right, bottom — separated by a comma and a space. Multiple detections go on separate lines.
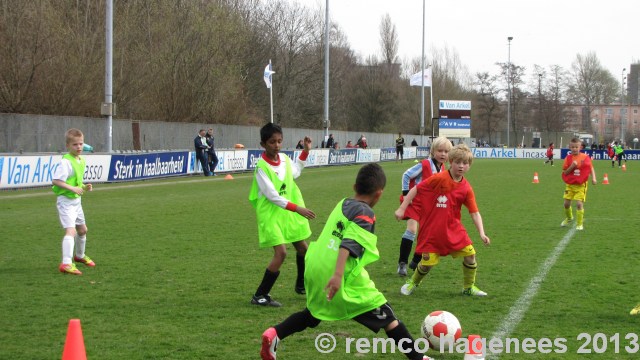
1, 159, 639, 359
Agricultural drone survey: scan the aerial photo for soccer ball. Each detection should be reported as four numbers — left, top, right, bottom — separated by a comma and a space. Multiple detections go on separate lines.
421, 310, 462, 349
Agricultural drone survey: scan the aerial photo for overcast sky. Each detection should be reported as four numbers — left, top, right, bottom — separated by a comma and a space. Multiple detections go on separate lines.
291, 0, 638, 83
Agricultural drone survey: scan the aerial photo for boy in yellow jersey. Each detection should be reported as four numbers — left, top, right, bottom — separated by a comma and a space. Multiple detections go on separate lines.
52, 129, 95, 275
561, 138, 597, 230
260, 164, 434, 360
249, 123, 316, 307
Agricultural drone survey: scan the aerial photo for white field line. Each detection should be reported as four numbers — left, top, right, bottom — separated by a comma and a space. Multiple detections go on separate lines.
487, 227, 576, 359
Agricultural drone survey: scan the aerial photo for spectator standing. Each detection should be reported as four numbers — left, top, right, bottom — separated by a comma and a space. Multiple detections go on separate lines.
411, 139, 418, 146
356, 134, 368, 149
295, 139, 304, 149
396, 132, 406, 163
206, 128, 219, 176
326, 134, 335, 149
194, 129, 211, 176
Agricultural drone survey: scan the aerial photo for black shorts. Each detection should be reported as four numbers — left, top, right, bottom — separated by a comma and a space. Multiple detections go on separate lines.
352, 303, 398, 332
396, 146, 404, 155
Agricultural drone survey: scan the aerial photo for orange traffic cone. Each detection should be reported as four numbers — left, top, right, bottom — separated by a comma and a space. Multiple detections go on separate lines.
602, 173, 609, 184
464, 334, 485, 359
532, 172, 539, 183
622, 164, 627, 171
62, 319, 87, 360
224, 174, 234, 180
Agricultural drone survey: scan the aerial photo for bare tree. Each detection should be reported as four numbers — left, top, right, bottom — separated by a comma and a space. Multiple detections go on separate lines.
497, 61, 526, 145
379, 13, 398, 65
474, 72, 502, 145
545, 65, 570, 134
568, 52, 599, 132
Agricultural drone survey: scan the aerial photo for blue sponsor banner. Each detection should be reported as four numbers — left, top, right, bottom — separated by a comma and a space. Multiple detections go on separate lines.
439, 119, 471, 129
247, 150, 263, 170
328, 149, 357, 165
416, 146, 430, 158
380, 147, 396, 161
109, 152, 188, 181
560, 149, 640, 160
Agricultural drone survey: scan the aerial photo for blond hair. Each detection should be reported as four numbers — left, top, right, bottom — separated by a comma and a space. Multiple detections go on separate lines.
449, 143, 473, 165
65, 128, 84, 144
430, 136, 453, 157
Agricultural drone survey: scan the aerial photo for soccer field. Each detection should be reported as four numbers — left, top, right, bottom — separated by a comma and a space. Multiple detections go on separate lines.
1, 159, 638, 359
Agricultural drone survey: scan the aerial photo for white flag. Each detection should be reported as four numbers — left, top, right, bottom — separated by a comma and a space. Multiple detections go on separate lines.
409, 68, 432, 87
264, 62, 275, 89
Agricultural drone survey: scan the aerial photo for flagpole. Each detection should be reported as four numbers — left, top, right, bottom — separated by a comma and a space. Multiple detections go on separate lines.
430, 65, 434, 138
420, 0, 425, 146
269, 59, 274, 123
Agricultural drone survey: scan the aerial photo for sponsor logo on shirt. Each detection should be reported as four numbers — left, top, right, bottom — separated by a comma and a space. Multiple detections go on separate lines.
332, 221, 345, 240
436, 195, 448, 208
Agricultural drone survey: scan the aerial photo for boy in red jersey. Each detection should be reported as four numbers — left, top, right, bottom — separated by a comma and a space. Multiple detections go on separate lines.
395, 144, 491, 296
560, 137, 597, 231
544, 142, 554, 166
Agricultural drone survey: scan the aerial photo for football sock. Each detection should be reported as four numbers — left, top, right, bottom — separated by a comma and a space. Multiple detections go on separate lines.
564, 207, 573, 220
400, 230, 416, 264
576, 209, 584, 226
62, 236, 74, 264
295, 253, 305, 289
386, 322, 424, 360
255, 269, 280, 297
463, 262, 478, 289
411, 264, 430, 286
410, 253, 423, 269
399, 238, 413, 264
274, 308, 320, 340
75, 234, 87, 258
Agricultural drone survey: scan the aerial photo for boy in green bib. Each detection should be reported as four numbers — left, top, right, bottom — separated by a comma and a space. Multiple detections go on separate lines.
52, 128, 95, 275
260, 163, 433, 360
249, 123, 316, 307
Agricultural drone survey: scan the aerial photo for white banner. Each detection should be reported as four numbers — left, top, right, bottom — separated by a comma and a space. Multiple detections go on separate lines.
0, 154, 111, 189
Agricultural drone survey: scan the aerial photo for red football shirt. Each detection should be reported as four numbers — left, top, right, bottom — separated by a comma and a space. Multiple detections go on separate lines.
405, 170, 479, 256
562, 153, 592, 184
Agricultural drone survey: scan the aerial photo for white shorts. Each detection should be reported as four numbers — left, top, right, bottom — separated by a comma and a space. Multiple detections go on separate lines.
56, 196, 86, 229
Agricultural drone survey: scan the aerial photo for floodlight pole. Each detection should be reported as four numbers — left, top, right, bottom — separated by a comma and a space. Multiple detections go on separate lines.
621, 68, 626, 144
507, 36, 513, 148
323, 0, 330, 143
104, 0, 114, 153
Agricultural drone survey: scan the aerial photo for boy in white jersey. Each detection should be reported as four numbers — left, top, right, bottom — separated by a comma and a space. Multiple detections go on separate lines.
248, 123, 316, 307
52, 128, 95, 275
397, 136, 451, 276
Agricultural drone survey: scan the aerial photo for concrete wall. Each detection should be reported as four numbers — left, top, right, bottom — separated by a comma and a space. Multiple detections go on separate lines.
0, 113, 427, 153
1, 113, 575, 154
